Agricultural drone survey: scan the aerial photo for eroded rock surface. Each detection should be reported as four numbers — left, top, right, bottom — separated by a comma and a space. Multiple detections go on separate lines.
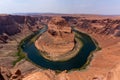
35, 17, 75, 58
22, 63, 120, 80
0, 15, 120, 80
0, 15, 50, 43
105, 63, 120, 80
23, 70, 55, 80
0, 66, 22, 80
0, 64, 120, 80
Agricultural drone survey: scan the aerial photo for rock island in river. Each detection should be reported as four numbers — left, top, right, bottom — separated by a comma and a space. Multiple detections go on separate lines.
35, 17, 82, 61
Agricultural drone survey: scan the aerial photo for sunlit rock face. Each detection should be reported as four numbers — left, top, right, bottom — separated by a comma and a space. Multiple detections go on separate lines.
105, 63, 120, 80
35, 17, 75, 58
23, 70, 55, 80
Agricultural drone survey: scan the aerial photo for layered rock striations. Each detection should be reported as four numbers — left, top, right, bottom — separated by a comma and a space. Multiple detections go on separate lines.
0, 15, 120, 80
0, 15, 50, 43
1, 15, 120, 38
1, 15, 120, 43
1, 64, 120, 80
0, 66, 22, 80
35, 17, 75, 59
63, 16, 120, 37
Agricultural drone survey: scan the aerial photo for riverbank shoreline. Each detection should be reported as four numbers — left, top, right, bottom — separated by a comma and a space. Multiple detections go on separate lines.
18, 26, 99, 70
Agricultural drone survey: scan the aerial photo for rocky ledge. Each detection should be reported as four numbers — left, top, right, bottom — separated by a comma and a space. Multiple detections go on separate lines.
35, 17, 75, 60
1, 63, 120, 80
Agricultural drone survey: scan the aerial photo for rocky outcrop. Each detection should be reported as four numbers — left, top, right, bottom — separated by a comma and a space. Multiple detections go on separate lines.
0, 15, 50, 43
35, 17, 75, 59
0, 15, 120, 43
0, 15, 120, 38
1, 14, 120, 80
0, 15, 51, 35
22, 63, 120, 80
0, 35, 8, 43
1, 63, 120, 80
23, 70, 55, 80
0, 66, 22, 80
63, 16, 120, 36
105, 63, 120, 80
0, 66, 11, 80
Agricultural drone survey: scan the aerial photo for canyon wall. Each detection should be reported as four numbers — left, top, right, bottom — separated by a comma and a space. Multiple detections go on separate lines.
1, 15, 120, 37
63, 16, 120, 36
0, 15, 120, 43
0, 15, 120, 80
1, 64, 120, 80
0, 15, 50, 43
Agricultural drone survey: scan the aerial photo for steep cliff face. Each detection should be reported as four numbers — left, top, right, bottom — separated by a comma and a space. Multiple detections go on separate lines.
63, 16, 120, 36
0, 15, 21, 35
1, 64, 120, 80
0, 15, 50, 43
0, 15, 51, 35
0, 66, 22, 80
0, 15, 120, 80
1, 15, 120, 37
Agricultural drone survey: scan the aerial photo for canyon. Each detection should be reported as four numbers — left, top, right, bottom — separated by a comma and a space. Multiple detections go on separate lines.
35, 17, 75, 61
0, 14, 120, 80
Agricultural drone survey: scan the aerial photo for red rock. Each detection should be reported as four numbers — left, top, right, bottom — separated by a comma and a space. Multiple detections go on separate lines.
35, 17, 75, 59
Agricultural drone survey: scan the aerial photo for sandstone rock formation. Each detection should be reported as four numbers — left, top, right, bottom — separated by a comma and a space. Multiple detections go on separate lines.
63, 16, 120, 36
35, 17, 75, 58
1, 15, 120, 37
0, 15, 50, 43
23, 70, 55, 80
0, 15, 120, 44
1, 63, 120, 80
0, 15, 120, 80
0, 35, 8, 43
22, 63, 120, 80
105, 63, 120, 80
0, 66, 22, 80
0, 66, 11, 80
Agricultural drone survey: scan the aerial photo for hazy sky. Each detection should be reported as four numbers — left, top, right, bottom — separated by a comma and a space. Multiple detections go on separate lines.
0, 0, 120, 15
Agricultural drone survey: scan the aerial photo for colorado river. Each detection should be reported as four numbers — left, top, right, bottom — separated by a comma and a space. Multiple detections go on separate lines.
21, 26, 98, 71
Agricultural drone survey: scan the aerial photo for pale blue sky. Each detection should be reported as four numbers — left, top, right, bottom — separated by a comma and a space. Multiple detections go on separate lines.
0, 0, 120, 15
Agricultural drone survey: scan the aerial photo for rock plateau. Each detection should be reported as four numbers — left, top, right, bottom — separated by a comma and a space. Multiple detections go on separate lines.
35, 17, 75, 59
0, 14, 120, 80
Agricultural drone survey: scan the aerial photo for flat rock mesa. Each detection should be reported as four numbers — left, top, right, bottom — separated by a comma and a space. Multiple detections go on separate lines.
35, 17, 75, 59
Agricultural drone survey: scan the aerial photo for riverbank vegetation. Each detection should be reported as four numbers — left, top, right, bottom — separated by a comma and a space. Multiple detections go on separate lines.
13, 26, 100, 72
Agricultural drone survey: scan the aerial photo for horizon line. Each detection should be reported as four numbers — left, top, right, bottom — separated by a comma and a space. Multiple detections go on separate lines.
1, 12, 120, 16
